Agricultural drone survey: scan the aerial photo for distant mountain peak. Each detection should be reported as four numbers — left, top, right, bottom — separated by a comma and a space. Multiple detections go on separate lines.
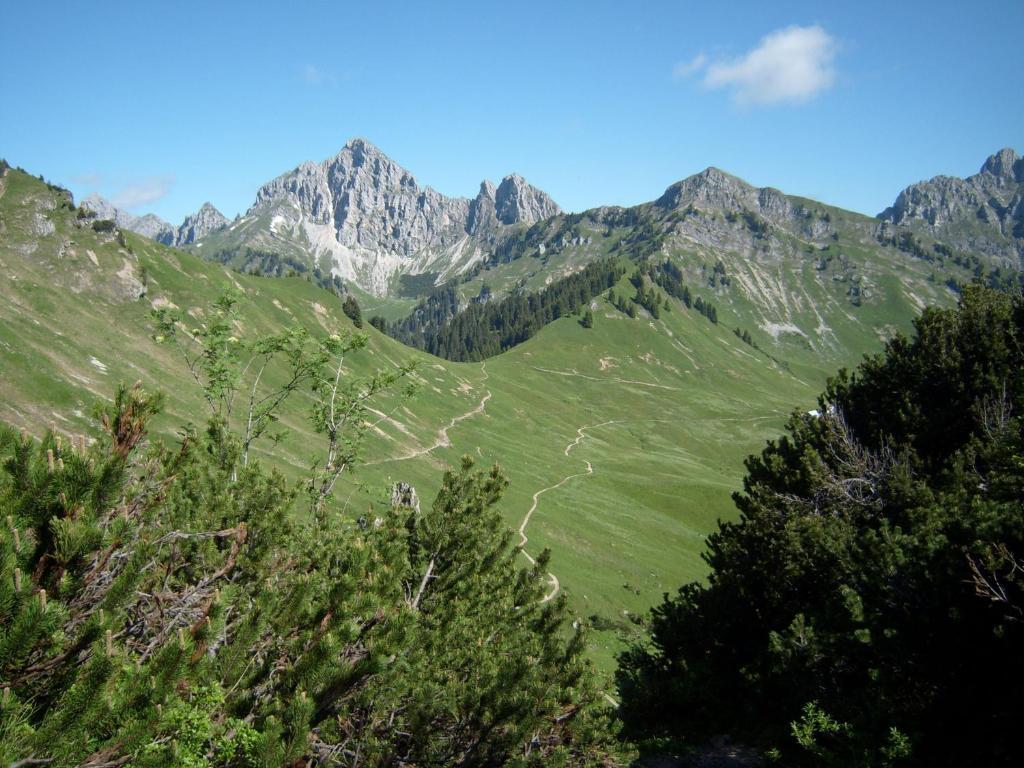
494, 173, 561, 225
344, 136, 379, 153
880, 148, 1023, 268
655, 166, 755, 211
235, 141, 561, 294
81, 195, 227, 247
178, 203, 229, 244
980, 147, 1023, 181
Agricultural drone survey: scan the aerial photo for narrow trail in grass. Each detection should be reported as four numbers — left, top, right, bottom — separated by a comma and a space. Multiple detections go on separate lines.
366, 363, 490, 465
519, 419, 633, 603
530, 366, 681, 390
520, 412, 759, 603
518, 460, 592, 603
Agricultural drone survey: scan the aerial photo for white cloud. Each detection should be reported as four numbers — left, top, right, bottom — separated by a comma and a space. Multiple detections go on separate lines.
110, 175, 175, 210
672, 53, 707, 80
303, 64, 335, 85
702, 25, 836, 106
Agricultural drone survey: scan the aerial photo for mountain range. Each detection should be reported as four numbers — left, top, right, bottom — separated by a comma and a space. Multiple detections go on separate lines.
86, 141, 1024, 300
82, 193, 229, 248
880, 146, 1024, 266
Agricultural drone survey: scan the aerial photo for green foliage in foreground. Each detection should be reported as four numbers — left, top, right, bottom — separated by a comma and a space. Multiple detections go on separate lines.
618, 285, 1024, 766
0, 394, 623, 765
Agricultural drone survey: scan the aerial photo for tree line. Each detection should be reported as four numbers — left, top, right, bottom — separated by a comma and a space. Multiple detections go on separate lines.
382, 259, 624, 361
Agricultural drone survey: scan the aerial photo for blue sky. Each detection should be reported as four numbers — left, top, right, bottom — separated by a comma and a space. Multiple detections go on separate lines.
2, 0, 1022, 223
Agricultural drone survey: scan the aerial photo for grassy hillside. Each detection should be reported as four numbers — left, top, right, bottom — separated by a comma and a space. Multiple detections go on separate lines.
0, 167, 956, 682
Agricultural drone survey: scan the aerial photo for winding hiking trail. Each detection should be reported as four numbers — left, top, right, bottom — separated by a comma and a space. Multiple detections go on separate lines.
518, 420, 627, 603
517, 460, 592, 603
366, 363, 490, 465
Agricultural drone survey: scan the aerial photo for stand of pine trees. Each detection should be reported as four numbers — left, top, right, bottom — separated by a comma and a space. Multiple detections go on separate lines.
387, 260, 624, 361
618, 285, 1024, 766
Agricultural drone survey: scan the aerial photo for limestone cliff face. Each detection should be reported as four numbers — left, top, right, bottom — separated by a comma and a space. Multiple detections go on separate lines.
879, 148, 1023, 266
654, 166, 833, 241
177, 203, 229, 245
494, 173, 561, 226
252, 139, 473, 257
224, 138, 561, 293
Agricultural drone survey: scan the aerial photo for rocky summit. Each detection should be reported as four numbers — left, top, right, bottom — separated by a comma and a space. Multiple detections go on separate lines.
192, 138, 560, 295
81, 194, 229, 247
879, 148, 1024, 267
176, 202, 230, 245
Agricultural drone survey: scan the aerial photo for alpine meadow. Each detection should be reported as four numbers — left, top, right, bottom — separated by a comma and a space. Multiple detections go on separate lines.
1, 3, 1023, 766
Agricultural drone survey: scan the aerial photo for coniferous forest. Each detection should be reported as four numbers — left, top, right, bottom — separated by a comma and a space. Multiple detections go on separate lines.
385, 260, 624, 361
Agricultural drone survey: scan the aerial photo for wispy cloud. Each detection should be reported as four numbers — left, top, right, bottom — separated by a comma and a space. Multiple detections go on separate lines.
302, 64, 336, 86
672, 53, 707, 80
70, 172, 103, 186
110, 175, 175, 210
677, 26, 837, 107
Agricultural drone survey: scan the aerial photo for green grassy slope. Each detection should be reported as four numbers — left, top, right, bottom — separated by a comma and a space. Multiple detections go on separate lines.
0, 168, 953, 683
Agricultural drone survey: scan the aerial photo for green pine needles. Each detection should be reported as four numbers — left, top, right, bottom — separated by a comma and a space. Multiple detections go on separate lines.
618, 285, 1024, 766
0, 297, 624, 767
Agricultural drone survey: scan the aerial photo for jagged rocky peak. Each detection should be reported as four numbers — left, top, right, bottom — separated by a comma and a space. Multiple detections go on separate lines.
655, 167, 755, 211
251, 138, 471, 257
250, 139, 561, 251
879, 148, 1023, 267
880, 147, 1024, 227
81, 194, 176, 243
177, 202, 229, 245
655, 166, 798, 226
132, 214, 177, 243
80, 194, 227, 247
81, 194, 139, 228
467, 180, 499, 235
196, 138, 563, 294
980, 147, 1023, 183
494, 173, 561, 225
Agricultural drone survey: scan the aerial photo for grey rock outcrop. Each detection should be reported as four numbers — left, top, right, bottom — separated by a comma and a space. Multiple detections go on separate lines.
133, 214, 178, 244
879, 148, 1023, 266
252, 139, 473, 257
80, 195, 228, 247
226, 138, 562, 293
467, 180, 500, 236
654, 167, 832, 240
494, 173, 561, 225
177, 203, 230, 245
82, 194, 173, 240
